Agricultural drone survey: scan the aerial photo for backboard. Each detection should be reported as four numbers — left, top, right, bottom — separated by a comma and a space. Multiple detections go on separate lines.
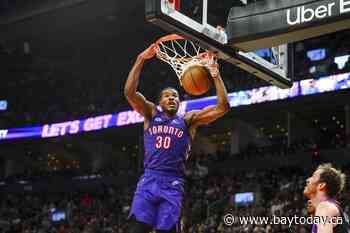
145, 0, 294, 89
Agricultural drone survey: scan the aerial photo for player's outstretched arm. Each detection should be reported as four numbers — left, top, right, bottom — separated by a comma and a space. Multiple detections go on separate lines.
124, 44, 157, 119
185, 55, 229, 128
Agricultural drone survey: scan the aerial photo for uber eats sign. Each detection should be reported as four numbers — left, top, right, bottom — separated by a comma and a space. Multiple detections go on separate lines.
227, 0, 350, 51
287, 0, 350, 25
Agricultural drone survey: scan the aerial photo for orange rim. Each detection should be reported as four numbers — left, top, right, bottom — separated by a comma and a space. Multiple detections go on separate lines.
154, 34, 217, 62
155, 34, 185, 44
154, 34, 185, 51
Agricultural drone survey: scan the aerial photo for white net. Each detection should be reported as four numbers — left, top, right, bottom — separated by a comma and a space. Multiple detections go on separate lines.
155, 35, 214, 85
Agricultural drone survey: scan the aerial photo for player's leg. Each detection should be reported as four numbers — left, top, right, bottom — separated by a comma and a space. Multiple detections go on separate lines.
155, 178, 184, 233
129, 215, 153, 233
155, 198, 182, 233
129, 176, 158, 232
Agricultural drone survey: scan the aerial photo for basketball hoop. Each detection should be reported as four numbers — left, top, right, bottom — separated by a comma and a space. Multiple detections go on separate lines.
154, 34, 216, 85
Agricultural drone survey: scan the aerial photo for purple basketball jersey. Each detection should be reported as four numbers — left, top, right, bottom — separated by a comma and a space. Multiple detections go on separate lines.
311, 199, 350, 233
144, 110, 190, 177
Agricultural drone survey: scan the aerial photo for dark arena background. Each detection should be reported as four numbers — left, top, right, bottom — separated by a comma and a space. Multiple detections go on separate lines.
0, 0, 350, 233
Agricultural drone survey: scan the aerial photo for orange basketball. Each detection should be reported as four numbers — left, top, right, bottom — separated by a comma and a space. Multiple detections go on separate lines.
181, 65, 211, 96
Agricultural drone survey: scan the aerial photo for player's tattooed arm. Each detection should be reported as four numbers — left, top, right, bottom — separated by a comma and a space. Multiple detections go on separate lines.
124, 44, 158, 120
185, 55, 229, 130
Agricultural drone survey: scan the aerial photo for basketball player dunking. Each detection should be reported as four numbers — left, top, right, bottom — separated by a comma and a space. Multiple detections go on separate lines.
304, 163, 349, 233
124, 44, 229, 233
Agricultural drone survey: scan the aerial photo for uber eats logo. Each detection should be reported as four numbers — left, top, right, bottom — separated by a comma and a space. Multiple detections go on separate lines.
287, 0, 350, 25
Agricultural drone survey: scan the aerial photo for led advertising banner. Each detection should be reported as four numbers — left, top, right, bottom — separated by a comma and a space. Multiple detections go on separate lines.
0, 73, 349, 141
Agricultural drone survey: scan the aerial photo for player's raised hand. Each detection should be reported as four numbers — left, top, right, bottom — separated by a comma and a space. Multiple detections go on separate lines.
216, 25, 225, 33
204, 52, 220, 78
139, 44, 157, 60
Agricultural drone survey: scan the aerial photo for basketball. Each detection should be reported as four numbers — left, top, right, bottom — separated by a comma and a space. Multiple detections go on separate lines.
181, 65, 212, 96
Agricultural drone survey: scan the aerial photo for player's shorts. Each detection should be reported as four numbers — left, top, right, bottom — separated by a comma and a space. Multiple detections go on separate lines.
129, 169, 184, 231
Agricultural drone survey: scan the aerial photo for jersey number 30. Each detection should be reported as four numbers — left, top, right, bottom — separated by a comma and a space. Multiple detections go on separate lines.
155, 136, 171, 149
